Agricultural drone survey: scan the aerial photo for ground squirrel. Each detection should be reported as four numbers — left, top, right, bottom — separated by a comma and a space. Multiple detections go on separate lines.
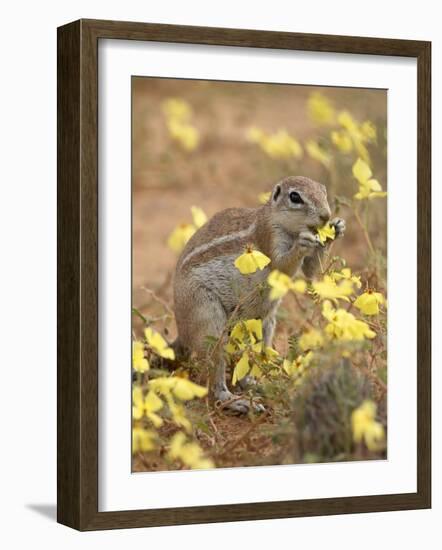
173, 176, 345, 414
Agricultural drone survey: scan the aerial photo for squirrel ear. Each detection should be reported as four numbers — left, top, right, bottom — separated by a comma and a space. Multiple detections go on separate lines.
273, 184, 281, 202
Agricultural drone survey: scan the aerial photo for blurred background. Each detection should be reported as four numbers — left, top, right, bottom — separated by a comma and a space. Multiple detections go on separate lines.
132, 77, 387, 337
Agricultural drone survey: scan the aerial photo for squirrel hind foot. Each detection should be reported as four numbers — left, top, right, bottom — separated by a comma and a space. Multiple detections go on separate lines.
214, 388, 265, 415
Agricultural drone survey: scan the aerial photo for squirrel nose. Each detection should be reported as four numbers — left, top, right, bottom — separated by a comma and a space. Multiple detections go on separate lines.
320, 210, 331, 224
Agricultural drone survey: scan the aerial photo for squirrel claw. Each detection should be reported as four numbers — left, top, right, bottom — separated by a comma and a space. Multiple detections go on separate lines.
331, 217, 346, 238
215, 390, 264, 415
298, 230, 321, 251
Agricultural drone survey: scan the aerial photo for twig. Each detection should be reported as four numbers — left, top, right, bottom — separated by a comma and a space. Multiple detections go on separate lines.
208, 415, 224, 444
156, 271, 173, 295
317, 250, 325, 274
136, 452, 152, 470
323, 242, 337, 272
360, 361, 387, 393
353, 207, 375, 256
216, 412, 269, 458
141, 286, 174, 317
290, 293, 314, 328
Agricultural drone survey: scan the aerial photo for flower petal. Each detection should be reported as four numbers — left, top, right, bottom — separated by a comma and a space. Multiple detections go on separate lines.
352, 157, 372, 184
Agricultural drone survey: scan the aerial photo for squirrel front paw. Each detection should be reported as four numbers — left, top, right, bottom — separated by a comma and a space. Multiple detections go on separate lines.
298, 230, 321, 251
331, 217, 346, 239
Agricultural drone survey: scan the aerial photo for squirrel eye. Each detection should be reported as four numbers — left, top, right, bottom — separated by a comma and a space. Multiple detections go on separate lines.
289, 191, 303, 204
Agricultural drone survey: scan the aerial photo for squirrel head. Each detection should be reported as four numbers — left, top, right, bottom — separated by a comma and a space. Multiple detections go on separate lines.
268, 176, 331, 234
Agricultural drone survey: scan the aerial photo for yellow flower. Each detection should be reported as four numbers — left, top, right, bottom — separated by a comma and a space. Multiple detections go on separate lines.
355, 180, 387, 200
148, 377, 206, 432
331, 130, 353, 153
168, 432, 214, 469
232, 351, 250, 385
305, 139, 332, 168
259, 345, 280, 361
227, 318, 275, 355
312, 275, 354, 302
148, 377, 176, 395
162, 98, 192, 122
352, 400, 385, 451
322, 301, 376, 341
330, 267, 362, 289
248, 127, 303, 160
307, 92, 335, 126
226, 319, 263, 353
149, 376, 207, 401
267, 269, 306, 300
132, 387, 164, 428
337, 111, 372, 162
191, 206, 207, 228
171, 378, 208, 401
299, 329, 324, 352
354, 290, 385, 315
167, 399, 192, 432
167, 222, 196, 253
139, 376, 207, 433
132, 427, 156, 453
262, 130, 303, 160
132, 341, 149, 373
282, 358, 297, 377
292, 279, 307, 293
249, 363, 263, 378
360, 121, 377, 142
316, 223, 336, 245
283, 351, 314, 381
168, 206, 208, 253
162, 98, 199, 151
144, 327, 175, 360
225, 319, 277, 382
247, 126, 266, 143
352, 158, 387, 200
167, 119, 199, 151
243, 318, 263, 341
337, 110, 359, 133
234, 246, 271, 274
353, 157, 370, 181
258, 191, 271, 204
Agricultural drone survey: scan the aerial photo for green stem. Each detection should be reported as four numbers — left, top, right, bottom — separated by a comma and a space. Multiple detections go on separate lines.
353, 205, 375, 256
328, 159, 338, 195
132, 307, 148, 324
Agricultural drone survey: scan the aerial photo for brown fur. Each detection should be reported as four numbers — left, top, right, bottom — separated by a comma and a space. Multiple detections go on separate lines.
172, 176, 342, 414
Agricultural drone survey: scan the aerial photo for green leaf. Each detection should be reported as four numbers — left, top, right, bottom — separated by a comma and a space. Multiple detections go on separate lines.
132, 307, 148, 324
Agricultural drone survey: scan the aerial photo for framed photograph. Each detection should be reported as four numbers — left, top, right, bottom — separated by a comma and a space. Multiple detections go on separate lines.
57, 19, 431, 530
